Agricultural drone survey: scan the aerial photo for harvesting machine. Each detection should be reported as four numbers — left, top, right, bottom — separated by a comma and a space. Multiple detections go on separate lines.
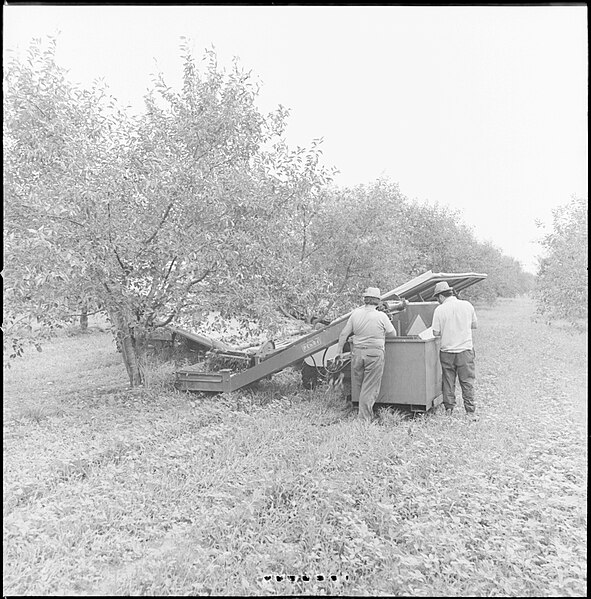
174, 270, 487, 412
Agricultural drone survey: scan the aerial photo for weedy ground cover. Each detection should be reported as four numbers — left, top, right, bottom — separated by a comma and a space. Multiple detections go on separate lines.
3, 298, 587, 596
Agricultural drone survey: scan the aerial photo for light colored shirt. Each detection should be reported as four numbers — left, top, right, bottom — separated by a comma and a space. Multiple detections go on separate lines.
432, 296, 477, 353
338, 305, 396, 351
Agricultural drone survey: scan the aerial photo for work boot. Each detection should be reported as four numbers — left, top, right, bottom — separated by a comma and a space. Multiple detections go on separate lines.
445, 408, 454, 416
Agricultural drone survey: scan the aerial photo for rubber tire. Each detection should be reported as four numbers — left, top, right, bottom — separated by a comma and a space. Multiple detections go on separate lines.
301, 362, 319, 389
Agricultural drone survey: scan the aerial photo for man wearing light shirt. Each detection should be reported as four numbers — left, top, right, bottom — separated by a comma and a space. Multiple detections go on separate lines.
432, 281, 479, 421
337, 287, 397, 422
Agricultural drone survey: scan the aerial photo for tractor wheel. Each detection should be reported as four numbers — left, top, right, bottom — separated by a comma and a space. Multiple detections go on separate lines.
301, 363, 319, 389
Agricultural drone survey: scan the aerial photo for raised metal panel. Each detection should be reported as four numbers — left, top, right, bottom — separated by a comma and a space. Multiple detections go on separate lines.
393, 271, 487, 302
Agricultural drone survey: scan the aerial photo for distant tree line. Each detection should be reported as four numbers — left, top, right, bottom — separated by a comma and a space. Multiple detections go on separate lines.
534, 196, 588, 321
4, 37, 534, 385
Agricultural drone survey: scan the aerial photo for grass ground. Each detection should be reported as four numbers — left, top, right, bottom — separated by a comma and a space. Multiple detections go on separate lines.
3, 297, 587, 596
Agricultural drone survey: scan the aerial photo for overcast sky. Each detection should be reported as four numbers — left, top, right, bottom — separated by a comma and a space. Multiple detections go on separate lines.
3, 4, 588, 273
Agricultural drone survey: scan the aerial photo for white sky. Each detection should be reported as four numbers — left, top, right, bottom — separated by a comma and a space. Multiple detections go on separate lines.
3, 4, 588, 273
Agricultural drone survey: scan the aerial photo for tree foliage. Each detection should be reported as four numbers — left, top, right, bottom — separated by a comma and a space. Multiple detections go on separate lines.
3, 38, 333, 382
4, 36, 535, 383
278, 179, 535, 312
535, 196, 588, 320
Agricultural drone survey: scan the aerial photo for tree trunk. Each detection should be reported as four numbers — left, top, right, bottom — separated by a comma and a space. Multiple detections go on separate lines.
109, 308, 144, 387
80, 303, 88, 331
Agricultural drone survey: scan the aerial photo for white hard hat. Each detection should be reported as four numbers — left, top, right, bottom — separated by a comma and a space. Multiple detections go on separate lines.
363, 287, 381, 299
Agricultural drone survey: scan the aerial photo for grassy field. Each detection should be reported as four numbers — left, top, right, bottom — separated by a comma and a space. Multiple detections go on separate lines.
3, 297, 587, 596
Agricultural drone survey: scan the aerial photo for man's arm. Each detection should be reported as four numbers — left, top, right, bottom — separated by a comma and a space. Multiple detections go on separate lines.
432, 309, 441, 337
471, 307, 478, 330
382, 313, 397, 339
337, 317, 354, 353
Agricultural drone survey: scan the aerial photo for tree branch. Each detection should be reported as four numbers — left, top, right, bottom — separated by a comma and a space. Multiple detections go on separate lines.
319, 256, 356, 320
151, 268, 212, 328
63, 308, 105, 318
13, 203, 86, 228
107, 202, 131, 275
142, 202, 174, 247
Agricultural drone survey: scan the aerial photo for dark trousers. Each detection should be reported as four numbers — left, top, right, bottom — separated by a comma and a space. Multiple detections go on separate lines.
351, 348, 385, 422
440, 350, 476, 413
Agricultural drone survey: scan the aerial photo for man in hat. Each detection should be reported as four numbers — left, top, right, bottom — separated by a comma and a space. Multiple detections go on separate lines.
431, 281, 479, 421
336, 287, 397, 422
